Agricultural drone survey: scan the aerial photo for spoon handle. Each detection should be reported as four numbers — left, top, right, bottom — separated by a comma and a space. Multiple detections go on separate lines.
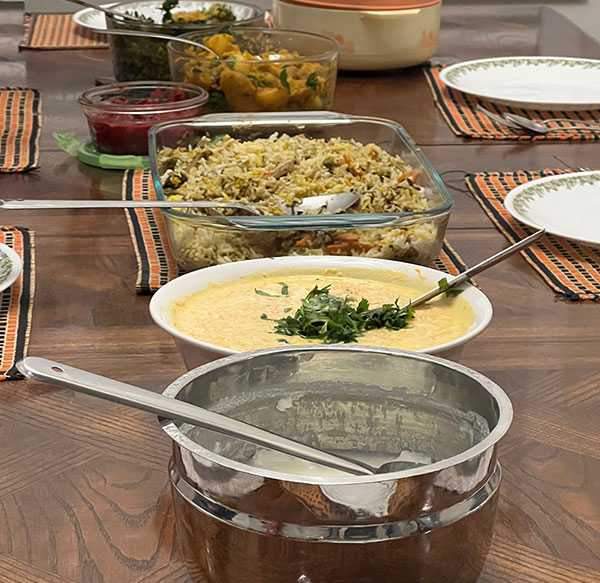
406, 229, 546, 309
0, 199, 260, 214
96, 28, 219, 57
18, 357, 373, 476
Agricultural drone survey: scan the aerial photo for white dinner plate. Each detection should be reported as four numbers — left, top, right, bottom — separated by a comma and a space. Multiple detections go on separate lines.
72, 3, 116, 31
504, 171, 600, 248
440, 56, 600, 111
0, 243, 23, 293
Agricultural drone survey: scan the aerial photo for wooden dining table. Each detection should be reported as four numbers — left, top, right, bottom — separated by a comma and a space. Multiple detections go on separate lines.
0, 3, 599, 582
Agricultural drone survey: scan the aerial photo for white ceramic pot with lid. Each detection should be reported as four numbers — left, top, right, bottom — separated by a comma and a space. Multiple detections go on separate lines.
272, 0, 441, 70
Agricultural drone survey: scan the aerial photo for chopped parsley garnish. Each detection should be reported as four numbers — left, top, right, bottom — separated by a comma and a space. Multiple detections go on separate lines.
305, 72, 319, 90
278, 282, 289, 296
247, 74, 275, 88
265, 285, 415, 344
207, 91, 229, 112
437, 277, 464, 298
280, 69, 290, 89
255, 289, 280, 297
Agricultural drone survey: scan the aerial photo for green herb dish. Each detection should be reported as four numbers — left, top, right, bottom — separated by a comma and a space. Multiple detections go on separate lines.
106, 0, 265, 81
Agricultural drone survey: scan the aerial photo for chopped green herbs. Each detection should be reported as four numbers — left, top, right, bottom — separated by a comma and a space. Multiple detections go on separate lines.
255, 289, 280, 298
305, 72, 319, 90
207, 91, 229, 112
264, 285, 415, 344
279, 69, 290, 89
256, 283, 289, 297
437, 277, 464, 298
247, 74, 275, 88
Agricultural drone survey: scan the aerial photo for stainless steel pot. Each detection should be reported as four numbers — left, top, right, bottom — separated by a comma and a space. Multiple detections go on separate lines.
161, 346, 513, 583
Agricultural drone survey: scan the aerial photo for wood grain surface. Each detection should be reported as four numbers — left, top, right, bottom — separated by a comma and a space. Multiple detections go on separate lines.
0, 4, 599, 583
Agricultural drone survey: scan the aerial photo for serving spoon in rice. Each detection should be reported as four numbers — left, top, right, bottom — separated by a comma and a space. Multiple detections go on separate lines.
0, 192, 360, 215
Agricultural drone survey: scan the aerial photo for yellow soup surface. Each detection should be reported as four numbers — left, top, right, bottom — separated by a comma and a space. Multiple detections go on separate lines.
170, 268, 475, 352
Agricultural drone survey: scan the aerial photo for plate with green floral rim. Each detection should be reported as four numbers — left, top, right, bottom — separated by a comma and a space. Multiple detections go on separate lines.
440, 56, 600, 111
504, 171, 600, 248
0, 243, 23, 293
72, 4, 116, 31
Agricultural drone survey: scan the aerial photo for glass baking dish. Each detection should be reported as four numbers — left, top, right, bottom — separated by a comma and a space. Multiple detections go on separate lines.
148, 112, 453, 271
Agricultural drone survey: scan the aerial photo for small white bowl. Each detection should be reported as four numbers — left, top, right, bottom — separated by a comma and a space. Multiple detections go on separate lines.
149, 256, 493, 369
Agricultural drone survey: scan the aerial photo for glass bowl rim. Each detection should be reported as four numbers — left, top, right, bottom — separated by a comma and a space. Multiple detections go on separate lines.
78, 81, 209, 113
147, 112, 454, 230
167, 26, 341, 62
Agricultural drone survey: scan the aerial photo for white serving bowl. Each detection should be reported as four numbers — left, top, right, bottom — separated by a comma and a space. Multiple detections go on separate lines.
272, 0, 441, 71
149, 255, 493, 369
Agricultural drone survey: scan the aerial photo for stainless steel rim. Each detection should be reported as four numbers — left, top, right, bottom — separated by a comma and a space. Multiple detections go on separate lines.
161, 345, 513, 485
170, 461, 502, 542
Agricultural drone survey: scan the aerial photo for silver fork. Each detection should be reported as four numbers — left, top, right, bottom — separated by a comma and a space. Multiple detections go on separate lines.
476, 105, 524, 130
502, 112, 600, 133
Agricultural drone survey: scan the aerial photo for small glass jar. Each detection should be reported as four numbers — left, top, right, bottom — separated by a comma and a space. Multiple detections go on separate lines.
78, 81, 208, 156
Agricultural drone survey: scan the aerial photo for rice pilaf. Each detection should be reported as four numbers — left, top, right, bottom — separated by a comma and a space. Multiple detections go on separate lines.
157, 133, 443, 269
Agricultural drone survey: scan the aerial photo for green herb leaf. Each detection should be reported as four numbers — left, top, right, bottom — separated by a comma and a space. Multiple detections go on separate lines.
207, 91, 229, 112
437, 277, 464, 298
278, 282, 289, 296
270, 285, 415, 344
260, 313, 269, 319
247, 74, 275, 88
306, 72, 319, 90
207, 133, 226, 146
225, 57, 236, 69
279, 69, 289, 89
283, 307, 292, 313
255, 288, 279, 297
277, 338, 290, 343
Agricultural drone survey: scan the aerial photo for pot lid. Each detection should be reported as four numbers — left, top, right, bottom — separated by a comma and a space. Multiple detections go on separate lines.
278, 0, 439, 10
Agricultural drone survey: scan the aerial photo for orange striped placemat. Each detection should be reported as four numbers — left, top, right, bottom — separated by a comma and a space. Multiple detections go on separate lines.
424, 66, 600, 141
0, 88, 42, 173
123, 169, 469, 293
466, 169, 600, 301
0, 227, 35, 381
20, 13, 108, 50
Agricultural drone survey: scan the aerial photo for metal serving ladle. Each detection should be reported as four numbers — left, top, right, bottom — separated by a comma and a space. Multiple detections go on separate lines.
400, 228, 546, 311
0, 192, 360, 216
19, 357, 398, 476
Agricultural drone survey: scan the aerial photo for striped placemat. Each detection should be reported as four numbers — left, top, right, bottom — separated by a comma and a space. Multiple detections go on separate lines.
466, 170, 600, 301
0, 227, 35, 381
424, 66, 600, 141
0, 88, 42, 173
20, 13, 108, 50
123, 169, 469, 293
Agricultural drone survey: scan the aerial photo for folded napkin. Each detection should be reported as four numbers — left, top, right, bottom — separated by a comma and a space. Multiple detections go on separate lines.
465, 169, 600, 301
0, 227, 35, 381
123, 169, 469, 293
20, 13, 108, 50
0, 88, 42, 173
424, 66, 600, 141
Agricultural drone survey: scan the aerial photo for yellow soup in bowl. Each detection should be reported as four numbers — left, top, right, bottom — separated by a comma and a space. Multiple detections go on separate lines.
170, 267, 474, 352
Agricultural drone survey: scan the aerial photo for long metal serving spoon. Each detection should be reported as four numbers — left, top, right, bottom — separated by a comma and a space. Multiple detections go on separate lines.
398, 229, 546, 312
18, 357, 377, 476
92, 27, 220, 57
66, 0, 141, 23
0, 192, 360, 216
